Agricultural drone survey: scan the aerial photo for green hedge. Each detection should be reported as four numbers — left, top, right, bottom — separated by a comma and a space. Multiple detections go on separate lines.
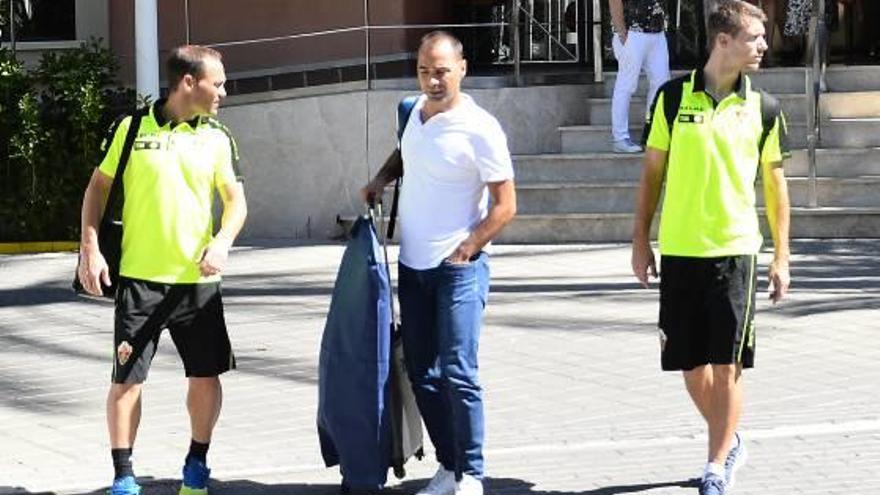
0, 38, 136, 242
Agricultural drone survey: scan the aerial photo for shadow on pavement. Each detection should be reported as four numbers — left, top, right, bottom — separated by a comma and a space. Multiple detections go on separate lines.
0, 487, 54, 495
58, 475, 699, 495
67, 479, 340, 495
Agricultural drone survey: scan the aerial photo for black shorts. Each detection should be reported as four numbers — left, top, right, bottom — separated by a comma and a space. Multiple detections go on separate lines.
659, 255, 757, 371
112, 277, 236, 384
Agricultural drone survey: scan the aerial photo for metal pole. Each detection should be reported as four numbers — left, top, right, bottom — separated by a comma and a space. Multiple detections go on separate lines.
10, 0, 16, 58
364, 0, 370, 91
135, 0, 160, 101
806, 0, 822, 208
675, 0, 681, 59
592, 0, 603, 82
364, 0, 371, 185
184, 0, 191, 44
513, 0, 522, 86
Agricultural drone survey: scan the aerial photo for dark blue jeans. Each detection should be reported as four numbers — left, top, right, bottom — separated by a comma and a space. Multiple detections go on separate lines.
398, 252, 490, 479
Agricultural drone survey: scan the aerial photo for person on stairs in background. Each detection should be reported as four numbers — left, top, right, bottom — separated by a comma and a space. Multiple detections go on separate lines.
609, 0, 671, 153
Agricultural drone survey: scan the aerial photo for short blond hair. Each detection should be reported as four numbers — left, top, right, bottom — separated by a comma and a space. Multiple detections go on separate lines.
166, 45, 223, 90
707, 0, 767, 51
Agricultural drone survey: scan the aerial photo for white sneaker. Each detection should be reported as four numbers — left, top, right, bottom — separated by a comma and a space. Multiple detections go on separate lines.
613, 138, 643, 154
456, 474, 483, 495
416, 467, 456, 495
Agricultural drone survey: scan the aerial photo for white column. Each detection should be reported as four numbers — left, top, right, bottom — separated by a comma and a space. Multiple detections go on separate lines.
135, 0, 160, 101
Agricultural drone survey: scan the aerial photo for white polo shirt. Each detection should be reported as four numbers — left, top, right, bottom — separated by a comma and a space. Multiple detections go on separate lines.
398, 94, 514, 270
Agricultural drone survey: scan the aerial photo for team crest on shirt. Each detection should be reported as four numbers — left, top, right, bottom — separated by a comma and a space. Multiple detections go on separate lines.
117, 341, 133, 366
734, 106, 759, 125
134, 139, 163, 151
678, 113, 704, 124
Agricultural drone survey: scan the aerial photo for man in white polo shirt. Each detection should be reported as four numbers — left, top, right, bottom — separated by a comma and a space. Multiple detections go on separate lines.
362, 30, 516, 495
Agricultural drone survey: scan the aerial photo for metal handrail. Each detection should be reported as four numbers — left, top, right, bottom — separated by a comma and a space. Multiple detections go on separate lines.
805, 0, 824, 208
592, 0, 603, 82
199, 2, 592, 87
516, 3, 578, 61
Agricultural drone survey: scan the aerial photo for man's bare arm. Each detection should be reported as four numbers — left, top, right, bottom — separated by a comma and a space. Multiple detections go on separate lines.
361, 150, 404, 204
199, 181, 247, 277
631, 147, 668, 288
77, 169, 113, 296
762, 160, 790, 303
448, 179, 517, 263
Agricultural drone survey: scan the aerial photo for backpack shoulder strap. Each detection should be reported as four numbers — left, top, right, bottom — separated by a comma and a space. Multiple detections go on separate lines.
388, 95, 419, 240
396, 95, 419, 143
758, 89, 781, 154
102, 106, 148, 224
662, 74, 686, 136
642, 73, 686, 148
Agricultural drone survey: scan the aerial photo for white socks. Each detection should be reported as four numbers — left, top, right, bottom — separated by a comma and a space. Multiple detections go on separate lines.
704, 462, 725, 479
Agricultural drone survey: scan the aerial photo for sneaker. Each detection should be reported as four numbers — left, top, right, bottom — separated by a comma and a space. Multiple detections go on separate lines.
613, 138, 643, 154
416, 467, 456, 495
109, 475, 141, 495
724, 432, 748, 489
699, 472, 726, 495
179, 457, 211, 495
456, 474, 483, 495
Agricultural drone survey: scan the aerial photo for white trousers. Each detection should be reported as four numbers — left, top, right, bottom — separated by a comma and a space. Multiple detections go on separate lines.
611, 31, 670, 142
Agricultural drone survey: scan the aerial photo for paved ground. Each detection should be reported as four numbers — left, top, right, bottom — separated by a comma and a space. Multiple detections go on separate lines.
1, 239, 878, 495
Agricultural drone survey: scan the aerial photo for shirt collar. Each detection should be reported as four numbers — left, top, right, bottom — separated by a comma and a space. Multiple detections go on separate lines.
151, 98, 203, 129
691, 68, 748, 101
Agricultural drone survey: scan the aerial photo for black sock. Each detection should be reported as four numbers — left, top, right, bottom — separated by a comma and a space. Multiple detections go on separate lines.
111, 448, 134, 480
187, 439, 210, 464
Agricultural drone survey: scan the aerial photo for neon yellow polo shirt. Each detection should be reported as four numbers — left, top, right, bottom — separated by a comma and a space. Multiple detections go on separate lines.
645, 69, 789, 257
98, 100, 242, 284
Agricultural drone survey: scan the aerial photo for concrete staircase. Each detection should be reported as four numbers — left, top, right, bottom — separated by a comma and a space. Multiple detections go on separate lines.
500, 65, 880, 242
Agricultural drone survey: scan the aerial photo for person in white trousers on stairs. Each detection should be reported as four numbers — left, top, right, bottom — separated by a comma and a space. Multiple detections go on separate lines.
609, 0, 671, 153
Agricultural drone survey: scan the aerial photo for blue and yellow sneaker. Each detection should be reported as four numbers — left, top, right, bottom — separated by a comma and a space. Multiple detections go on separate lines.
109, 475, 141, 495
724, 432, 748, 489
179, 457, 211, 495
699, 472, 726, 495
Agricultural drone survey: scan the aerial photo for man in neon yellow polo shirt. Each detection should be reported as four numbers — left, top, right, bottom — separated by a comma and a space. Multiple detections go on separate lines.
631, 2, 790, 494
77, 45, 247, 495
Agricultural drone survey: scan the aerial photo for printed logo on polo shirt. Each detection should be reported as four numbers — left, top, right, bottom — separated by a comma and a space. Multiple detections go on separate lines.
134, 138, 163, 151
678, 113, 704, 124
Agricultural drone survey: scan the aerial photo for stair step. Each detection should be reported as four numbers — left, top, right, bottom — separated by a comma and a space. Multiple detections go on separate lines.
824, 66, 880, 93
589, 67, 809, 98
585, 94, 808, 125
559, 121, 880, 153
338, 205, 880, 243
515, 177, 880, 214
496, 207, 880, 242
513, 153, 644, 182
820, 91, 880, 120
514, 148, 880, 182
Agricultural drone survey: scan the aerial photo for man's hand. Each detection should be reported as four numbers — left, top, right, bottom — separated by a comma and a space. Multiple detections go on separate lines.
78, 245, 111, 296
768, 258, 790, 304
199, 236, 232, 277
360, 180, 386, 206
618, 29, 628, 45
631, 240, 658, 289
447, 239, 479, 264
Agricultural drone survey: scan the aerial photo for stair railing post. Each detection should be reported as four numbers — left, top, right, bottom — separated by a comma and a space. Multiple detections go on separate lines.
592, 0, 603, 82
513, 0, 522, 86
806, 0, 822, 208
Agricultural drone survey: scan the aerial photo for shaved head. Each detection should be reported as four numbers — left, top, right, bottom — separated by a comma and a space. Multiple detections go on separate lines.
418, 30, 464, 60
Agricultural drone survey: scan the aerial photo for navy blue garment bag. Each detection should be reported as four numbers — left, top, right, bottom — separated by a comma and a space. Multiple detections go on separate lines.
317, 214, 394, 490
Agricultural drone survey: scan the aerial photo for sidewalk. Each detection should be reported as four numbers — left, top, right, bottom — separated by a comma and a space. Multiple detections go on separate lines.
1, 240, 878, 494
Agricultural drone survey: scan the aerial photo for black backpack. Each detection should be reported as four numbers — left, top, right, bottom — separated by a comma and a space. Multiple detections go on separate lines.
646, 73, 783, 155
